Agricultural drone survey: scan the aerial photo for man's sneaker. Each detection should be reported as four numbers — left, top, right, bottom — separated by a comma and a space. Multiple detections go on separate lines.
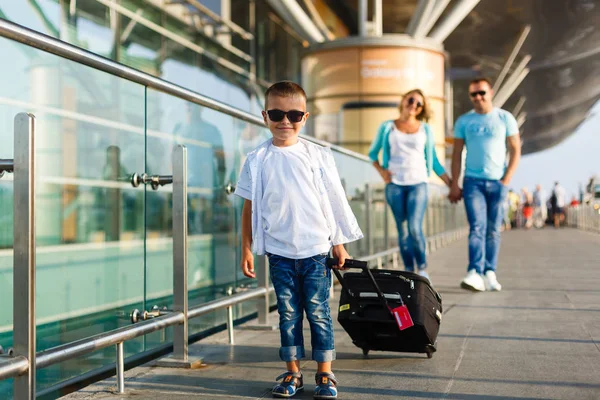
460, 270, 485, 292
272, 371, 303, 398
314, 372, 338, 399
484, 271, 502, 291
418, 269, 431, 284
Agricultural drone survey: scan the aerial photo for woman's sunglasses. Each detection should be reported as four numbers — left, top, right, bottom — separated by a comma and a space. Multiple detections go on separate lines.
407, 97, 423, 108
470, 90, 487, 97
266, 109, 305, 123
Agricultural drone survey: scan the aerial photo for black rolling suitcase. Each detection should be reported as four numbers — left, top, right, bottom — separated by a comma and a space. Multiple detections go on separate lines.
327, 258, 442, 358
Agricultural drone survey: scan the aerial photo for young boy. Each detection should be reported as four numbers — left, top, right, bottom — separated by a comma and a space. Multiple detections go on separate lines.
234, 81, 363, 399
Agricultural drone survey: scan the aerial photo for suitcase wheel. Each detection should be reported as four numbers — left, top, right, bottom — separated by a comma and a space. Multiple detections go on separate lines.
362, 348, 369, 357
425, 344, 436, 359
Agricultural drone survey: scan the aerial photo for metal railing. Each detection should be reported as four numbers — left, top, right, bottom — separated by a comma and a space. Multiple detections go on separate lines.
567, 205, 600, 233
0, 355, 28, 381
0, 113, 36, 399
34, 287, 272, 392
0, 113, 276, 397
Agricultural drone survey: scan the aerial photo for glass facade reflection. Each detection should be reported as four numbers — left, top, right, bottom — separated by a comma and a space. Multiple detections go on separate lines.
0, 0, 304, 113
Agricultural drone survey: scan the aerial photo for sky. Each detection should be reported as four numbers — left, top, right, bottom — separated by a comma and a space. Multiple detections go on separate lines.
509, 102, 600, 200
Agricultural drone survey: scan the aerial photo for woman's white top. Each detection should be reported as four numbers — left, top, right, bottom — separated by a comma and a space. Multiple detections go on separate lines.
388, 124, 428, 185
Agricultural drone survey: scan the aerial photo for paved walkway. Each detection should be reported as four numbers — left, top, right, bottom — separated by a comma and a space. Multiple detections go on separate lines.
65, 228, 600, 399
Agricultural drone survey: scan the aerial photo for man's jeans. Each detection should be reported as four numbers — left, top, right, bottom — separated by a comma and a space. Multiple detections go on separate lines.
385, 182, 429, 271
463, 177, 508, 274
267, 252, 335, 363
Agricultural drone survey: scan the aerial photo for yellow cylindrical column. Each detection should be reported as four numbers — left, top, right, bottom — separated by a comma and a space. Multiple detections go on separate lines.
302, 36, 447, 171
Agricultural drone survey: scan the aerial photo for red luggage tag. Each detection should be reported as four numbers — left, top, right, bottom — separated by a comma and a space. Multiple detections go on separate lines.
389, 303, 414, 331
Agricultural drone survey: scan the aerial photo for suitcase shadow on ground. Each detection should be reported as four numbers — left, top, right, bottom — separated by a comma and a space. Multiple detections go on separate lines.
434, 285, 472, 295
335, 351, 426, 360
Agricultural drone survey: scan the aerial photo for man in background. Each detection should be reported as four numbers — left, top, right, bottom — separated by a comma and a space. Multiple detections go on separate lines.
449, 78, 521, 292
551, 182, 567, 228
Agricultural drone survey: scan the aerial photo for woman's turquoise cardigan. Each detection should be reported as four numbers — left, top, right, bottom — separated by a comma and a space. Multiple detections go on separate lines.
368, 120, 446, 178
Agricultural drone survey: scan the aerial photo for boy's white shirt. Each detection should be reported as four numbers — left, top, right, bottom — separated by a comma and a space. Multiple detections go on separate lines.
235, 137, 363, 255
260, 143, 332, 258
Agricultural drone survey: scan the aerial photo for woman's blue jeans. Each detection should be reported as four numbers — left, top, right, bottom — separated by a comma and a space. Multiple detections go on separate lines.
385, 182, 429, 271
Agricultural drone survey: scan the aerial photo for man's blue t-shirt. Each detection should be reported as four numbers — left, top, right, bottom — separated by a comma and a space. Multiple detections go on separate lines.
454, 108, 519, 180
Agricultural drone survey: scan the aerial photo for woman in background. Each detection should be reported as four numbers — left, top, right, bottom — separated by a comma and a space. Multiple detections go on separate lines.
369, 89, 452, 283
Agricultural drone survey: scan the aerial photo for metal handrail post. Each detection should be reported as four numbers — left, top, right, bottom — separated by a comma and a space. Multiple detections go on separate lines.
13, 113, 36, 399
116, 342, 124, 393
156, 145, 201, 368
365, 183, 374, 255
227, 306, 235, 345
172, 145, 188, 361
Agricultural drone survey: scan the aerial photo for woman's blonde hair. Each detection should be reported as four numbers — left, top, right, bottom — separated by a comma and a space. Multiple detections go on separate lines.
399, 89, 432, 122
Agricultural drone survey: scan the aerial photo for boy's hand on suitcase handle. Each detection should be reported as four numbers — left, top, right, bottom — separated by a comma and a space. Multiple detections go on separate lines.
331, 244, 350, 270
327, 257, 368, 270
241, 249, 255, 278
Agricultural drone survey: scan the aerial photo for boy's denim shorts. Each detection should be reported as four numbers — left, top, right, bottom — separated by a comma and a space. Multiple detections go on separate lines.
267, 252, 335, 362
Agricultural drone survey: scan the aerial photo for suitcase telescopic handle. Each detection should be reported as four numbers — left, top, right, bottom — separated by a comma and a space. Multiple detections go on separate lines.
326, 258, 400, 312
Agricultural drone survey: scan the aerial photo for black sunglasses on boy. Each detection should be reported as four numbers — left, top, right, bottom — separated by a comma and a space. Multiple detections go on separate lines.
266, 109, 306, 123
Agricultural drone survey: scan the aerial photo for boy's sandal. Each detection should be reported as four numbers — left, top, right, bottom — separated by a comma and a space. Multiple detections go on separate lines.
314, 372, 338, 399
272, 371, 304, 398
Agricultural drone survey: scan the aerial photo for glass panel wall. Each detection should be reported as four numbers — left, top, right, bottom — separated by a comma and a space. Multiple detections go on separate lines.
0, 34, 147, 395
143, 87, 270, 341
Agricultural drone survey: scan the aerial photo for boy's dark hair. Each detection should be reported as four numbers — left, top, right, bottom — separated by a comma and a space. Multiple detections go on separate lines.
469, 77, 493, 88
264, 81, 307, 109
